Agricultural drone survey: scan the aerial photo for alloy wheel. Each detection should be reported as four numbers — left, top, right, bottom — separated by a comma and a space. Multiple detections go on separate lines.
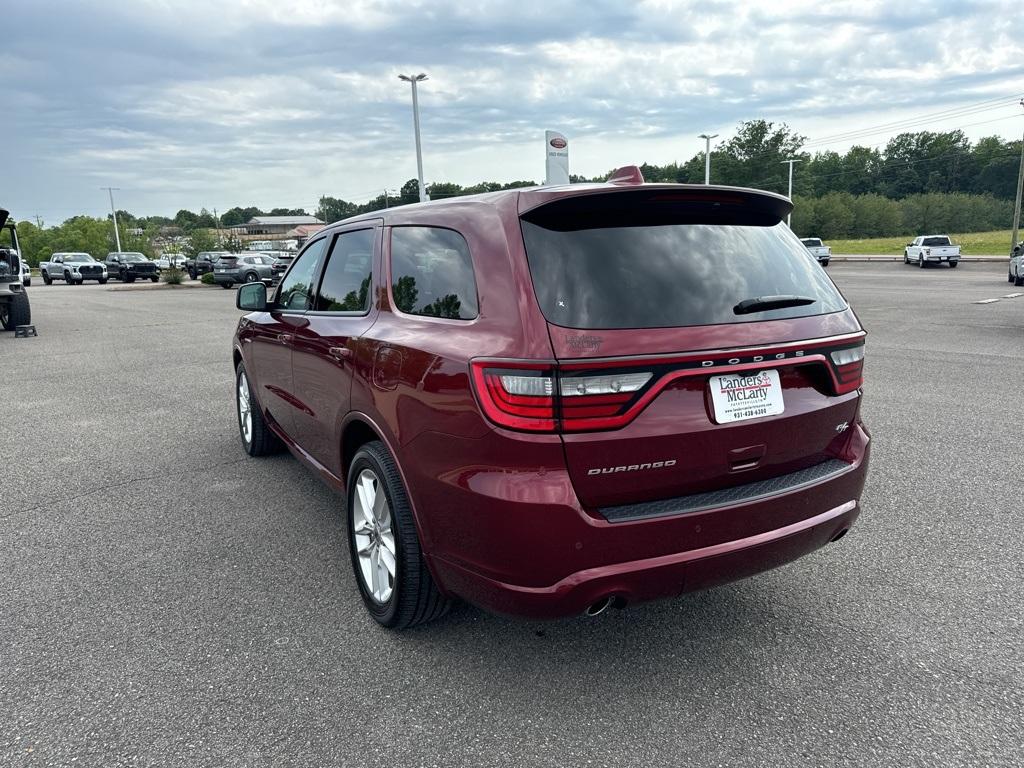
237, 372, 252, 444
352, 469, 397, 604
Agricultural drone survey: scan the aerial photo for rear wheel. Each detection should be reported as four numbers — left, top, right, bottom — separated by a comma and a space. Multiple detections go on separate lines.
948, 261, 958, 269
820, 260, 829, 267
347, 441, 449, 629
235, 363, 282, 456
0, 292, 31, 329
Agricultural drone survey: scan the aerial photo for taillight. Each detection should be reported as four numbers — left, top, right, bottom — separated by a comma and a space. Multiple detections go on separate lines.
830, 344, 864, 394
471, 362, 653, 433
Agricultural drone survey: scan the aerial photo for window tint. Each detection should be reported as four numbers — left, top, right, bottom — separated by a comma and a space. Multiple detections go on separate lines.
315, 229, 374, 312
521, 219, 847, 329
922, 236, 951, 247
278, 238, 327, 311
390, 227, 478, 320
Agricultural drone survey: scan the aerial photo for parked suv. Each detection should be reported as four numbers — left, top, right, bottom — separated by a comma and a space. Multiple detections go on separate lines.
105, 252, 158, 282
212, 254, 275, 289
232, 169, 870, 629
186, 251, 228, 280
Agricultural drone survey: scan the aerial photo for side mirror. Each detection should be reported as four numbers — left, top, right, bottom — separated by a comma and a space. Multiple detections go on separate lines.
237, 281, 267, 311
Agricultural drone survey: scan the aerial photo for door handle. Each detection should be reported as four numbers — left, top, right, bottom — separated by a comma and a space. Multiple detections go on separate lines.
329, 346, 352, 360
278, 333, 293, 343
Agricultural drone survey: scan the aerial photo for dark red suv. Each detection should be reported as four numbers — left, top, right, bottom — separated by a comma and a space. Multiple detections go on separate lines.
232, 168, 870, 629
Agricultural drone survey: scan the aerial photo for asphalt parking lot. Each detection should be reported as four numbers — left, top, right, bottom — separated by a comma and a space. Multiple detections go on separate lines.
2, 263, 1022, 767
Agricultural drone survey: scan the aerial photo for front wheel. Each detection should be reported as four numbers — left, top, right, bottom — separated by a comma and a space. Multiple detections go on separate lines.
235, 363, 282, 457
1015, 273, 1024, 287
42, 271, 52, 285
150, 275, 159, 283
0, 291, 31, 329
347, 441, 450, 629
99, 277, 108, 285
1009, 270, 1015, 283
125, 273, 135, 283
918, 256, 925, 268
904, 252, 910, 264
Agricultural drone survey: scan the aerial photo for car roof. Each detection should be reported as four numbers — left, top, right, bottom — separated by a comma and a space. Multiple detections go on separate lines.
317, 170, 793, 234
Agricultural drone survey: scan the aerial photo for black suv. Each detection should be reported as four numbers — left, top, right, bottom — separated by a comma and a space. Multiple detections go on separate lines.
187, 251, 229, 280
105, 252, 158, 283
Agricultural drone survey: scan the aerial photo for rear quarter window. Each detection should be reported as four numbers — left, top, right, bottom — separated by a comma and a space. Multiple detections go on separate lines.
390, 227, 478, 320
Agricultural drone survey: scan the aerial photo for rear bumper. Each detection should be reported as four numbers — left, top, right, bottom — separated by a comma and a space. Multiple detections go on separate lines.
429, 498, 859, 619
419, 423, 870, 619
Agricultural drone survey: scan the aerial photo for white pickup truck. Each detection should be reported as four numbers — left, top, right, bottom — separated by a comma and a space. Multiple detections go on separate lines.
800, 238, 831, 266
904, 235, 960, 268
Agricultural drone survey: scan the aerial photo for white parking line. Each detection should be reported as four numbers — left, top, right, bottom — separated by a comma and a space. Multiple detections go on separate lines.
974, 299, 1000, 304
1001, 293, 1023, 299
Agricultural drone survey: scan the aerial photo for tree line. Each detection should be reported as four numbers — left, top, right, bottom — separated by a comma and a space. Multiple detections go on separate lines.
11, 120, 1021, 263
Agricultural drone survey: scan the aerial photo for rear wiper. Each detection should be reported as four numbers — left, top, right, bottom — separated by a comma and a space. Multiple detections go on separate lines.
733, 295, 817, 315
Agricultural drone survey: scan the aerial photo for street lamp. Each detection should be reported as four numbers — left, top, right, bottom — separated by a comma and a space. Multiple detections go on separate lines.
698, 133, 718, 184
781, 158, 802, 227
100, 187, 122, 251
398, 73, 429, 203
1010, 99, 1024, 255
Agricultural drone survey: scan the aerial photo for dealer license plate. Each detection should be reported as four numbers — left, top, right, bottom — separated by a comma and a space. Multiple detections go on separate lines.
709, 370, 784, 424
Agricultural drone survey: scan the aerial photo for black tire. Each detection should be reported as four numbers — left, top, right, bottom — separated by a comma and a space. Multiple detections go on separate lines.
63, 271, 72, 284
1009, 271, 1015, 283
150, 275, 159, 283
821, 260, 829, 267
42, 271, 52, 285
244, 272, 259, 283
347, 440, 449, 629
23, 277, 31, 287
904, 252, 909, 264
99, 277, 108, 285
188, 270, 197, 280
1015, 273, 1024, 287
235, 363, 282, 457
918, 256, 925, 268
220, 282, 233, 289
125, 272, 135, 283
0, 291, 31, 330
948, 261, 958, 269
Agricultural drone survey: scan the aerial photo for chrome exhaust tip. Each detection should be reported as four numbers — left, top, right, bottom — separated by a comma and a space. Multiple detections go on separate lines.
584, 596, 614, 617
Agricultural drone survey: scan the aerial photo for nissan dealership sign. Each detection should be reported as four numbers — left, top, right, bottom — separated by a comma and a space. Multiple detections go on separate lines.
545, 130, 570, 185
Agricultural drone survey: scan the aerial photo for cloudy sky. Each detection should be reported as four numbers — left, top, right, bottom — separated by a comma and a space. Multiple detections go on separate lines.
6, 0, 1023, 222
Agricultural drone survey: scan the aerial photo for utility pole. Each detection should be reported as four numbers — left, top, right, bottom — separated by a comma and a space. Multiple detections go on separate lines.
398, 73, 429, 202
100, 187, 122, 252
781, 159, 802, 227
1010, 99, 1024, 255
698, 133, 718, 184
384, 189, 389, 209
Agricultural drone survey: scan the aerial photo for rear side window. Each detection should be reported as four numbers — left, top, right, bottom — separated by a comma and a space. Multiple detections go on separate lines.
520, 196, 847, 330
390, 227, 478, 320
315, 229, 374, 312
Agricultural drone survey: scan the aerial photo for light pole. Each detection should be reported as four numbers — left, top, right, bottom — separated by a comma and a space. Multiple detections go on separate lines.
1010, 99, 1024, 255
698, 133, 718, 185
101, 187, 122, 251
781, 159, 802, 227
398, 73, 429, 202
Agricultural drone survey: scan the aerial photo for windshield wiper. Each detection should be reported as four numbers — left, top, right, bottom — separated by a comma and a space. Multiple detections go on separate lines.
733, 295, 817, 315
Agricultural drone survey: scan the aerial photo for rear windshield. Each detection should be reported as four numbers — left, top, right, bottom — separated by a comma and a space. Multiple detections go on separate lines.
922, 236, 951, 247
801, 238, 823, 247
521, 215, 847, 330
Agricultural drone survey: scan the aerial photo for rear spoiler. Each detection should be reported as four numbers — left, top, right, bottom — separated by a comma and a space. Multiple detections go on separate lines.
519, 185, 793, 231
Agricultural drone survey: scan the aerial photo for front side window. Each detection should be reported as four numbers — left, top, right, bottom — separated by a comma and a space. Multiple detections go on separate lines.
390, 227, 478, 320
315, 229, 374, 312
277, 238, 327, 311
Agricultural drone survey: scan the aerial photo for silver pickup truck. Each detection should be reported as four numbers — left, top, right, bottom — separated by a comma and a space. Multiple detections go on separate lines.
904, 235, 960, 268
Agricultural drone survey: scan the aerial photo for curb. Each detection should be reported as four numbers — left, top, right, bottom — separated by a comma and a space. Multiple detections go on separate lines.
107, 281, 214, 292
831, 255, 1007, 262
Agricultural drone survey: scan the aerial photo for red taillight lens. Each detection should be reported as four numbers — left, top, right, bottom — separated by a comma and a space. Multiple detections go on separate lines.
471, 362, 557, 432
471, 362, 653, 433
830, 344, 864, 394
